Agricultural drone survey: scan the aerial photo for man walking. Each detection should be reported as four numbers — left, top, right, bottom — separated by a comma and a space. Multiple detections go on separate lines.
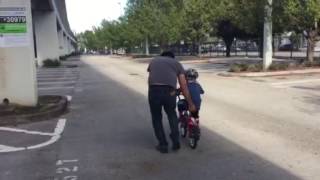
148, 51, 196, 153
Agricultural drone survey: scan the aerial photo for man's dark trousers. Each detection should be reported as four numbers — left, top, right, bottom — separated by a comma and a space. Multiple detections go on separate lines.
148, 85, 179, 147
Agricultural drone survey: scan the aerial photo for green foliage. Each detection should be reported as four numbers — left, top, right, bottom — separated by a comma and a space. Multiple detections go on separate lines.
269, 63, 289, 71
282, 0, 320, 62
283, 0, 320, 32
78, 0, 320, 60
77, 31, 101, 51
229, 63, 263, 72
182, 0, 212, 45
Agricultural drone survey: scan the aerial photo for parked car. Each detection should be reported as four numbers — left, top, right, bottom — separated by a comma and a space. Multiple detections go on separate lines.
279, 44, 296, 51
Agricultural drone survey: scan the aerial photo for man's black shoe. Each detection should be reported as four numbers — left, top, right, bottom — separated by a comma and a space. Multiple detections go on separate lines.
156, 145, 168, 154
172, 143, 181, 151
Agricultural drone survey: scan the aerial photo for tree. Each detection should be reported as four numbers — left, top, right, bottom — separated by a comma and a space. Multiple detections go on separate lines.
216, 0, 284, 58
283, 0, 320, 62
81, 30, 100, 51
182, 0, 211, 55
263, 0, 273, 70
126, 0, 185, 53
216, 20, 255, 57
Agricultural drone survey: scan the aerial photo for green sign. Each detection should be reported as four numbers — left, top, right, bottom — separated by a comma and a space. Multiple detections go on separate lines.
0, 23, 27, 33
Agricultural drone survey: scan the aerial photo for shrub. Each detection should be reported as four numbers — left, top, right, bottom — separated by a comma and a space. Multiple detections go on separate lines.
43, 59, 61, 68
229, 64, 242, 72
247, 64, 263, 72
269, 63, 289, 71
229, 63, 262, 72
132, 54, 154, 59
301, 61, 320, 68
59, 56, 67, 61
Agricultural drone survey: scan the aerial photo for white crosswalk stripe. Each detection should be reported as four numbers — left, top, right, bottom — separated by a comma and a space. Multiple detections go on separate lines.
37, 66, 79, 96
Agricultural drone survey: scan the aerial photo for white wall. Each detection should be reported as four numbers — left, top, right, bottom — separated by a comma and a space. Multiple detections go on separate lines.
33, 11, 60, 66
0, 0, 38, 106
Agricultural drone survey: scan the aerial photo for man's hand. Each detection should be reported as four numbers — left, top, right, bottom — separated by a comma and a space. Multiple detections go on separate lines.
188, 103, 197, 113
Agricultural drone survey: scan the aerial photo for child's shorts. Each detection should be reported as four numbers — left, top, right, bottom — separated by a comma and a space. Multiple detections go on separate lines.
191, 110, 199, 118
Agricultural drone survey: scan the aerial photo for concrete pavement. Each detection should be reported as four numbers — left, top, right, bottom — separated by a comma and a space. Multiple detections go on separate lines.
0, 55, 319, 180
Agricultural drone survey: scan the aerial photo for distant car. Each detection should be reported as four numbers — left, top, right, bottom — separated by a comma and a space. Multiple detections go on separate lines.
279, 44, 295, 51
232, 47, 242, 51
216, 45, 226, 51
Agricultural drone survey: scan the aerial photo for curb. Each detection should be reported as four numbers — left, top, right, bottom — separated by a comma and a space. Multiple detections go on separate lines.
0, 96, 69, 126
218, 69, 320, 77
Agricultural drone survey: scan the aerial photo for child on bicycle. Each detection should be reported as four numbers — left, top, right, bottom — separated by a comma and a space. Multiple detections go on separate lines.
185, 68, 204, 119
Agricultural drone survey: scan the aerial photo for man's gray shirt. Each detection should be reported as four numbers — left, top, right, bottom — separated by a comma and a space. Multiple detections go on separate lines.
148, 56, 185, 88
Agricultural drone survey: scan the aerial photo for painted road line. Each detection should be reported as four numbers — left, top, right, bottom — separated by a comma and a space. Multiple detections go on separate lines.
37, 74, 78, 76
53, 118, 67, 135
0, 145, 25, 152
0, 119, 67, 153
0, 127, 55, 136
37, 73, 78, 76
37, 81, 76, 85
271, 79, 320, 86
66, 95, 73, 102
37, 76, 78, 79
37, 77, 77, 81
27, 119, 66, 150
38, 87, 75, 91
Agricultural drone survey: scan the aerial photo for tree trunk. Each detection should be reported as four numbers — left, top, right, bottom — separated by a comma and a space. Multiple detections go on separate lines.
263, 0, 273, 70
145, 37, 150, 56
198, 43, 202, 57
226, 42, 231, 57
307, 38, 315, 63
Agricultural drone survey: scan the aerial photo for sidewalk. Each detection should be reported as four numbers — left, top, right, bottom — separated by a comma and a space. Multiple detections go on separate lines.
219, 68, 320, 77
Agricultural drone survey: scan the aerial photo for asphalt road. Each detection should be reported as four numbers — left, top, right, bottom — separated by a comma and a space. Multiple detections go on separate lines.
0, 55, 319, 180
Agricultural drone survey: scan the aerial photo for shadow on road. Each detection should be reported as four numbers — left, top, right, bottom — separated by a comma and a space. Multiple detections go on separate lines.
59, 58, 302, 180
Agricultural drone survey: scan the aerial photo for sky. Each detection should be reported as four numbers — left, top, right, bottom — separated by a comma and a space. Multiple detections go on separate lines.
66, 0, 127, 33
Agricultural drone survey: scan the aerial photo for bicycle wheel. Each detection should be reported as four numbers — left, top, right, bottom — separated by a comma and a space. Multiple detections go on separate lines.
179, 122, 187, 138
189, 137, 198, 149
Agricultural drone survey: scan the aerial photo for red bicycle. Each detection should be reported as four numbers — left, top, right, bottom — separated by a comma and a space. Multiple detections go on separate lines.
177, 91, 200, 149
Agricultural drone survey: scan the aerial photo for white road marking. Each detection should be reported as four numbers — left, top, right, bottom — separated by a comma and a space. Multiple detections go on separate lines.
0, 119, 67, 153
0, 145, 25, 152
66, 95, 73, 102
38, 87, 74, 91
55, 159, 79, 180
56, 159, 78, 166
37, 77, 77, 81
0, 127, 55, 136
54, 118, 67, 135
38, 81, 76, 85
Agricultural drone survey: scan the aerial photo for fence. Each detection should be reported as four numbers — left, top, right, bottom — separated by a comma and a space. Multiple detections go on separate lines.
128, 38, 320, 60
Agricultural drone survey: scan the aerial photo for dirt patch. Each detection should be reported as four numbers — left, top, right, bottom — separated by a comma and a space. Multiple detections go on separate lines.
0, 96, 68, 126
